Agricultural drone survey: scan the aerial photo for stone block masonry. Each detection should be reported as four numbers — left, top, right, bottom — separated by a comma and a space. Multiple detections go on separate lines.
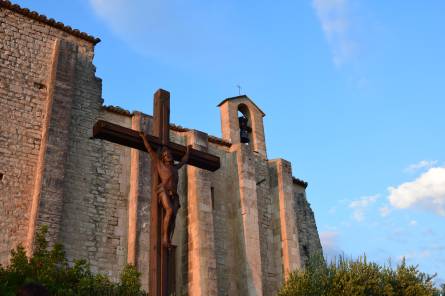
186, 130, 217, 295
269, 159, 302, 279
293, 184, 323, 267
235, 144, 263, 295
0, 3, 98, 263
0, 2, 323, 295
32, 40, 79, 252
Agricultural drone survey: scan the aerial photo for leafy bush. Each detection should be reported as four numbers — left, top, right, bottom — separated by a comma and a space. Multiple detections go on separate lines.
279, 254, 443, 296
0, 226, 147, 295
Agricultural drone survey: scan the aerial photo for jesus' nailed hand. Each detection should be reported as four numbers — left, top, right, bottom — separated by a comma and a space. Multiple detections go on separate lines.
139, 131, 191, 248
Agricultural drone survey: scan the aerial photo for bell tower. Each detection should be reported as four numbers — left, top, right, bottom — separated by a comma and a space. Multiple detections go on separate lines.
218, 95, 267, 158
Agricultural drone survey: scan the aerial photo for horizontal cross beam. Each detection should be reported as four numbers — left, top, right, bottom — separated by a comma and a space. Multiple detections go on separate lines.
92, 120, 220, 172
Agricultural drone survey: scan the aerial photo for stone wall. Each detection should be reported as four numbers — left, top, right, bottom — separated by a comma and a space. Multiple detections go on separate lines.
0, 3, 133, 281
293, 184, 323, 267
134, 114, 153, 290
255, 153, 281, 295
59, 108, 130, 280
0, 4, 97, 263
209, 143, 240, 296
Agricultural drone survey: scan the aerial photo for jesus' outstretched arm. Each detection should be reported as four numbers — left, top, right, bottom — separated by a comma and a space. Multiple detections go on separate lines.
175, 145, 191, 169
139, 131, 158, 161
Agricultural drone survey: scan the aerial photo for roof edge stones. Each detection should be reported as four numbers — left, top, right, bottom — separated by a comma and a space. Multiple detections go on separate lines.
217, 95, 266, 117
0, 0, 101, 45
102, 105, 131, 116
102, 105, 232, 148
292, 177, 308, 189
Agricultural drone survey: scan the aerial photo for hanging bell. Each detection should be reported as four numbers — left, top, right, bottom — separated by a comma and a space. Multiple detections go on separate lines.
239, 116, 250, 143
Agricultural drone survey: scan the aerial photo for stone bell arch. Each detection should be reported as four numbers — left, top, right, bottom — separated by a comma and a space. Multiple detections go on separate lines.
218, 95, 267, 158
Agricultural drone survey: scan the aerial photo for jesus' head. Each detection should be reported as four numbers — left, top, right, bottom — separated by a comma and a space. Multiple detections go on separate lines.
161, 147, 173, 165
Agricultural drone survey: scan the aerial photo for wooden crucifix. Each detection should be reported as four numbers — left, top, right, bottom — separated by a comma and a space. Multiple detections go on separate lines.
92, 89, 220, 296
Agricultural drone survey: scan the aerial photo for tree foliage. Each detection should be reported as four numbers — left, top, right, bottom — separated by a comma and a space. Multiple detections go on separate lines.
279, 254, 443, 296
0, 226, 147, 295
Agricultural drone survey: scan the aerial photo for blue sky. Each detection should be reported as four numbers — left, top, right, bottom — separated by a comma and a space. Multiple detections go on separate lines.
16, 0, 445, 285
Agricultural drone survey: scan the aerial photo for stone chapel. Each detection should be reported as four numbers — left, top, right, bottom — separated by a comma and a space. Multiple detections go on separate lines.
0, 1, 322, 295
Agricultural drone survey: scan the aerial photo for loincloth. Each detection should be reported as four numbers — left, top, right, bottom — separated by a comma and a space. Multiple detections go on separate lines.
156, 185, 180, 208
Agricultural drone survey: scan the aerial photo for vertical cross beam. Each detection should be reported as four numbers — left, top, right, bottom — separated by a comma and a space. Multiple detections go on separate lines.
153, 90, 170, 146
149, 89, 170, 296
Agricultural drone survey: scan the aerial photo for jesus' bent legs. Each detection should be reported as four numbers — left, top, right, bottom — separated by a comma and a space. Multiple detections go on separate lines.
158, 190, 179, 248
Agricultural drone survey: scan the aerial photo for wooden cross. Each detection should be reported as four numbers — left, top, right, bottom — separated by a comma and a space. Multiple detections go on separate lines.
92, 89, 220, 296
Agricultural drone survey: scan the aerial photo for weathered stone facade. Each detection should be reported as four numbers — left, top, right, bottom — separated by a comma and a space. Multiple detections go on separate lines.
0, 2, 322, 295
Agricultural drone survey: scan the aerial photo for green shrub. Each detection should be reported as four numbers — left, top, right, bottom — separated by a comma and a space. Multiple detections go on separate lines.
279, 254, 443, 296
0, 226, 147, 295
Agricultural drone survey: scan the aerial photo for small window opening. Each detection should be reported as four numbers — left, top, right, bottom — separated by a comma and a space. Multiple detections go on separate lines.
302, 245, 309, 261
237, 104, 252, 144
256, 178, 266, 186
0, 173, 3, 181
33, 82, 46, 90
210, 187, 215, 210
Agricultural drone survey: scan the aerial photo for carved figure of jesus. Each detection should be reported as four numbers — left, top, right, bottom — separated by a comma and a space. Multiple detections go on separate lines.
140, 131, 191, 248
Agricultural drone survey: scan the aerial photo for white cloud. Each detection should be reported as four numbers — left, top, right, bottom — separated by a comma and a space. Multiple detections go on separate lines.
89, 0, 151, 34
352, 210, 364, 222
388, 167, 445, 216
349, 194, 379, 222
404, 160, 438, 173
349, 194, 379, 208
409, 220, 417, 226
89, 0, 233, 64
320, 231, 342, 261
90, 0, 302, 72
379, 206, 391, 217
399, 250, 431, 262
312, 0, 357, 66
